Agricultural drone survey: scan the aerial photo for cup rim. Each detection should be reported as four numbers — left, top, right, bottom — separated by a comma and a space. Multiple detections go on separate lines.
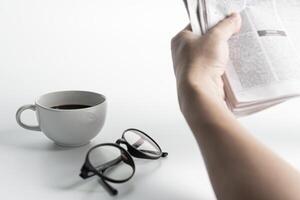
35, 90, 106, 112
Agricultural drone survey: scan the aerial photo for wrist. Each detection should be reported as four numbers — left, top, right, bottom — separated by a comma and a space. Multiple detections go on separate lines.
178, 81, 234, 130
177, 72, 231, 120
177, 69, 224, 103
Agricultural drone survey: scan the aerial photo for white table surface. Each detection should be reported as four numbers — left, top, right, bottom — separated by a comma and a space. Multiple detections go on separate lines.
1, 0, 300, 199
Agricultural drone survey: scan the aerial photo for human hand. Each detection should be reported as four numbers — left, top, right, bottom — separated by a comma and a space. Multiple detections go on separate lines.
171, 13, 241, 105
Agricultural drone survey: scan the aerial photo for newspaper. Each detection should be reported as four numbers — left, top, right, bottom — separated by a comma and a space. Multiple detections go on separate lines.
183, 0, 300, 116
278, 0, 300, 53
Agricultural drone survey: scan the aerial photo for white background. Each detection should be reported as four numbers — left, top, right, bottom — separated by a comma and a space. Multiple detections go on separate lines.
0, 0, 300, 199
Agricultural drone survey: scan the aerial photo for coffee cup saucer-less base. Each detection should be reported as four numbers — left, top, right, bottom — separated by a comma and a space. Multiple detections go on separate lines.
55, 141, 91, 148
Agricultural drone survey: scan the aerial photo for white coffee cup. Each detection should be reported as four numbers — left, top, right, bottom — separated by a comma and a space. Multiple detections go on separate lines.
16, 91, 107, 147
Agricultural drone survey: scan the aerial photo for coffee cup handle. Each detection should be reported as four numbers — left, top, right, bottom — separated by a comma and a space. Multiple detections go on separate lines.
16, 104, 41, 131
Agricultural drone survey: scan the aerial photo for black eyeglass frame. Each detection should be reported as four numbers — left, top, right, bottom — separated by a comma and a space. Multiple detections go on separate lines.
79, 128, 168, 195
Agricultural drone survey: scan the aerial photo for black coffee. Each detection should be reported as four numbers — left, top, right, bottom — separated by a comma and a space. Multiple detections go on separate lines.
51, 104, 92, 110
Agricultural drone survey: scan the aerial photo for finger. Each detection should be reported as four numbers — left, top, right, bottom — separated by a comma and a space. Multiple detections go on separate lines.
182, 24, 192, 32
173, 24, 193, 41
171, 24, 196, 47
178, 24, 192, 36
209, 13, 242, 41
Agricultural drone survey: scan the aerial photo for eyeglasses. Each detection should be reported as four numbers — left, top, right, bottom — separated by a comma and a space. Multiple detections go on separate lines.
79, 128, 168, 195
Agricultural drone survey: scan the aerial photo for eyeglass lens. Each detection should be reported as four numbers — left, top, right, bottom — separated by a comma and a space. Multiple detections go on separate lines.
88, 145, 134, 181
123, 129, 161, 157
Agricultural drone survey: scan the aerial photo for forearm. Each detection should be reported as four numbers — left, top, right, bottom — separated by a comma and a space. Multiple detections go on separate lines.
179, 81, 300, 200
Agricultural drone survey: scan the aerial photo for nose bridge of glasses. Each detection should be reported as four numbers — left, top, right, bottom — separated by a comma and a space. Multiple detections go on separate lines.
116, 138, 126, 144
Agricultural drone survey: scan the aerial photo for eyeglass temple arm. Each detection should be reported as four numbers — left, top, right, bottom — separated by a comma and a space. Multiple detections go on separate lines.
80, 156, 123, 179
99, 178, 118, 196
97, 156, 123, 172
139, 149, 168, 157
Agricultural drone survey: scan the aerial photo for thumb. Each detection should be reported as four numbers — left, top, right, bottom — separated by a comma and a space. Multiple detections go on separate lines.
208, 13, 242, 41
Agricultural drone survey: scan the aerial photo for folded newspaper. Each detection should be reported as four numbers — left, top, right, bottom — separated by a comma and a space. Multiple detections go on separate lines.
183, 0, 300, 116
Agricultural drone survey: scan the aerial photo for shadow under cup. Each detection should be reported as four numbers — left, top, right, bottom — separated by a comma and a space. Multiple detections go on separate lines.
16, 91, 107, 147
